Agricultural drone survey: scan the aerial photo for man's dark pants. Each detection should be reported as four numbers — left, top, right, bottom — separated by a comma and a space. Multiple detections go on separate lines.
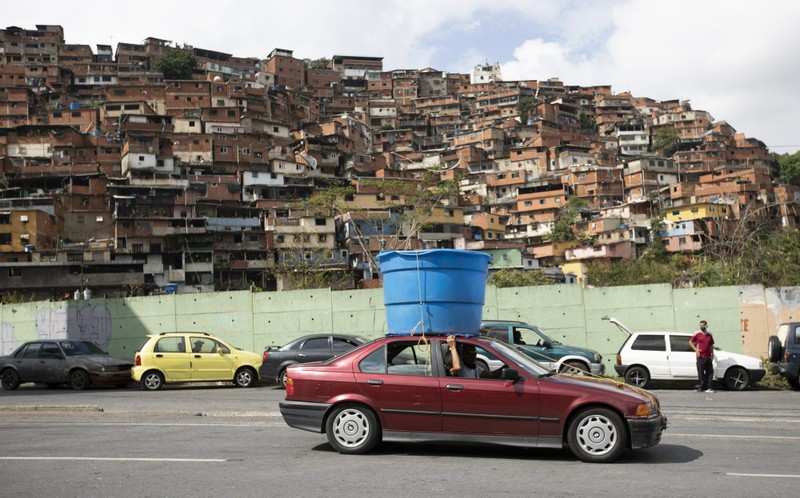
696, 357, 713, 390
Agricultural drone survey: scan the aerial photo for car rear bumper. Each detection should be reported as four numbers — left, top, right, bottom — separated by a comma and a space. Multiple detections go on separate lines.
613, 364, 626, 376
279, 400, 329, 433
627, 414, 667, 450
768, 361, 799, 379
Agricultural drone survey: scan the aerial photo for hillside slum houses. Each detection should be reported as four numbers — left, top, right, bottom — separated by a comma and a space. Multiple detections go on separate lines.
0, 24, 797, 299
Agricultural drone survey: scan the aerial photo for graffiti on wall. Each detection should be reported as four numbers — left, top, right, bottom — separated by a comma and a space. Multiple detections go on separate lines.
35, 305, 113, 347
1, 322, 16, 355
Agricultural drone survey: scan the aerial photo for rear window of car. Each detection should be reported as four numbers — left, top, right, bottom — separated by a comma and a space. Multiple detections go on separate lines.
631, 334, 666, 351
154, 336, 185, 353
301, 338, 330, 350
359, 341, 432, 377
332, 338, 358, 353
669, 335, 694, 352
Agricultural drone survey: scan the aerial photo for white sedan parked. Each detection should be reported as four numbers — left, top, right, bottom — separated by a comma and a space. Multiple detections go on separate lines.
605, 317, 765, 390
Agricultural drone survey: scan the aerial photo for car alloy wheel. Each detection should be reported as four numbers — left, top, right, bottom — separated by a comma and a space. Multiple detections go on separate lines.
325, 404, 380, 454
624, 366, 650, 388
560, 360, 588, 375
723, 367, 750, 391
279, 369, 289, 389
234, 367, 255, 388
141, 371, 164, 391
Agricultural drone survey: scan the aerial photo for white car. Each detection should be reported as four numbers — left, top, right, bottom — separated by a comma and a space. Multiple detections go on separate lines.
605, 316, 765, 390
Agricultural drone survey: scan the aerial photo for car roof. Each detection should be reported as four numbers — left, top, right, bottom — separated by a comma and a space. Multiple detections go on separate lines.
481, 320, 528, 325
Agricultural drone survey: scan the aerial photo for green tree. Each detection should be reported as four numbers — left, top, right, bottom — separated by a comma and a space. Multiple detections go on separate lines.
579, 111, 596, 132
153, 50, 197, 80
652, 126, 679, 157
758, 228, 800, 286
516, 96, 536, 122
776, 151, 800, 186
362, 169, 462, 248
585, 253, 688, 287
547, 197, 587, 242
307, 57, 330, 69
488, 268, 554, 287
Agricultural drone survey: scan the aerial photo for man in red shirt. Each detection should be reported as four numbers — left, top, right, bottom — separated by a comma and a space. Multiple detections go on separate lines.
690, 320, 715, 393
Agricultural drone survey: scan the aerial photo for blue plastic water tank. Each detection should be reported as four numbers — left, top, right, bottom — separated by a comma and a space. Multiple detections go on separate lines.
376, 249, 491, 336
69, 102, 79, 110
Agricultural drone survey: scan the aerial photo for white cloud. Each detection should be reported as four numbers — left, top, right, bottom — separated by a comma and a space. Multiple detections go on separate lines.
501, 1, 800, 151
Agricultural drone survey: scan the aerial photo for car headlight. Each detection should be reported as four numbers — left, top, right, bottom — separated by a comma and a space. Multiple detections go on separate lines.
636, 402, 656, 417
90, 362, 105, 372
594, 353, 602, 362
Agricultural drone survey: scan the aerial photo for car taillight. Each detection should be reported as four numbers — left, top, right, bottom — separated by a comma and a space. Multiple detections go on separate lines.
134, 354, 141, 366
616, 354, 621, 365
262, 350, 269, 362
285, 377, 294, 395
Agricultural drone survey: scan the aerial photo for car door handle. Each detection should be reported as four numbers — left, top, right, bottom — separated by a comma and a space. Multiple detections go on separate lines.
366, 379, 383, 385
155, 354, 164, 358
446, 384, 464, 391
298, 353, 307, 357
194, 355, 201, 358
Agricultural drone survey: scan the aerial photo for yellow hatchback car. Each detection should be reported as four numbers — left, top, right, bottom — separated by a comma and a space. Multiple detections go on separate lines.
132, 332, 262, 390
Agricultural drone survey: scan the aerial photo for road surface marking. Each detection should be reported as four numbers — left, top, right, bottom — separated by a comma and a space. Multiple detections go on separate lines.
728, 473, 800, 479
0, 456, 227, 462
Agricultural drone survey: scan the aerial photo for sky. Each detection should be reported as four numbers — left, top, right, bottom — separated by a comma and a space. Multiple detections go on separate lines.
5, 0, 799, 153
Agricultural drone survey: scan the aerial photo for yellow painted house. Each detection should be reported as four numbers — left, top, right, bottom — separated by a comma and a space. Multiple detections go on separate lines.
664, 202, 730, 223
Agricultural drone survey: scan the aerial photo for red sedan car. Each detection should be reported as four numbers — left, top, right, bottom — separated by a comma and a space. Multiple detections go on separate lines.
280, 335, 667, 463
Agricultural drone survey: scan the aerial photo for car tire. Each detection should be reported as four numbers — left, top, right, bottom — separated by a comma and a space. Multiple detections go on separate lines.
723, 366, 751, 391
279, 368, 289, 389
788, 377, 800, 390
767, 336, 783, 363
624, 366, 650, 388
141, 370, 165, 391
567, 407, 628, 463
234, 367, 256, 388
69, 369, 90, 390
560, 360, 589, 375
1, 369, 20, 391
325, 403, 381, 455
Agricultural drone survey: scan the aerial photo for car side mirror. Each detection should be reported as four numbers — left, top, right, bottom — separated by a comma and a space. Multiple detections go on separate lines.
501, 368, 520, 382
543, 341, 553, 349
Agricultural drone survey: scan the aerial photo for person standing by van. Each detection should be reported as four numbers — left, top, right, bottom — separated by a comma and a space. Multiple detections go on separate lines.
690, 320, 715, 393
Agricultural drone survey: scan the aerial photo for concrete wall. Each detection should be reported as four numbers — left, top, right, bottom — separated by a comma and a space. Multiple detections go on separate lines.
3, 283, 800, 373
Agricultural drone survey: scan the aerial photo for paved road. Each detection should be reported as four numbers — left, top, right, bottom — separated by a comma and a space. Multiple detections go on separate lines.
1, 384, 799, 497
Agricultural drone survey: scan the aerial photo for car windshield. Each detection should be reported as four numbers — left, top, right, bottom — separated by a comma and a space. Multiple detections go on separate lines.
532, 325, 560, 345
483, 339, 551, 377
59, 341, 106, 356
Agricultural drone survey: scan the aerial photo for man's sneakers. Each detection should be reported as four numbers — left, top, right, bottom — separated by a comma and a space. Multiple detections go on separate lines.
705, 388, 716, 393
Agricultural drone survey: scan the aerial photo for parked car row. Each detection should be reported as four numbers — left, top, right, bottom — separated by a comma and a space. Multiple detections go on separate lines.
0, 332, 366, 392
0, 318, 775, 393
